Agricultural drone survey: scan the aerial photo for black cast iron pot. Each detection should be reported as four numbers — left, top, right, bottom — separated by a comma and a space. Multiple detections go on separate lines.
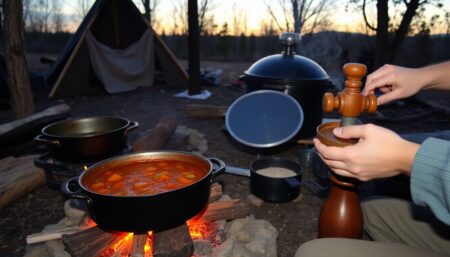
241, 33, 331, 139
61, 151, 225, 233
35, 116, 138, 161
250, 157, 303, 203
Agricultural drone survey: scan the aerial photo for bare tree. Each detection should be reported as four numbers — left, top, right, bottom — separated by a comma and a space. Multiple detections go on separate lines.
230, 2, 248, 36
352, 0, 448, 68
51, 0, 64, 32
265, 0, 334, 35
170, 0, 217, 35
3, 0, 34, 118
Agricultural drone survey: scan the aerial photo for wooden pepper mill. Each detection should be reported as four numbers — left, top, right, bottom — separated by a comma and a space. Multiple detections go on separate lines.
316, 63, 377, 238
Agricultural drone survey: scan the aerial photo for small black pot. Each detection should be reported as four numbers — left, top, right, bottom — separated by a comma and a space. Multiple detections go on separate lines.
250, 158, 303, 203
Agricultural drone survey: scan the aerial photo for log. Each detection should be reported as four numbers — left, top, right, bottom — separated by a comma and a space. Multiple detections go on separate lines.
208, 183, 223, 203
0, 104, 71, 148
62, 226, 126, 257
130, 234, 148, 257
26, 226, 83, 245
0, 155, 45, 210
201, 199, 249, 222
185, 104, 228, 119
153, 224, 193, 257
132, 116, 177, 152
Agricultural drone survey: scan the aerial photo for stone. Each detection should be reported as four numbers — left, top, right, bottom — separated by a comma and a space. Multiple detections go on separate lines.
63, 200, 86, 226
193, 239, 213, 256
45, 240, 71, 257
212, 239, 234, 257
292, 193, 303, 203
24, 245, 50, 257
225, 217, 278, 257
246, 194, 263, 207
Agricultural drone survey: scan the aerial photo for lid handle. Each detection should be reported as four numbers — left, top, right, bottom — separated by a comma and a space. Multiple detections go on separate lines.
279, 32, 301, 56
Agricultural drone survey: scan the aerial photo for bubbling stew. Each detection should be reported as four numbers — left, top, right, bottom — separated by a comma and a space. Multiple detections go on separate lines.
83, 159, 207, 196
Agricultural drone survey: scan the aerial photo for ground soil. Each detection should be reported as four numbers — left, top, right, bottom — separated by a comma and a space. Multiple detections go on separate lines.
0, 60, 449, 257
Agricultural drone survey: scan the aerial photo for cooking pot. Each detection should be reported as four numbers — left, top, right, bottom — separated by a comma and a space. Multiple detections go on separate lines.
250, 157, 303, 203
35, 116, 138, 161
241, 32, 331, 139
61, 151, 225, 233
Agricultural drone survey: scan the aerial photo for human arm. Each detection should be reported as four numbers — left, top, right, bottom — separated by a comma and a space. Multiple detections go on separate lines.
364, 61, 450, 105
313, 124, 420, 181
411, 137, 450, 224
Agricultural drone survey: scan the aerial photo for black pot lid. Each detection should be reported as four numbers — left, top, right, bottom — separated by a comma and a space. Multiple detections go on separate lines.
225, 90, 304, 148
244, 33, 329, 84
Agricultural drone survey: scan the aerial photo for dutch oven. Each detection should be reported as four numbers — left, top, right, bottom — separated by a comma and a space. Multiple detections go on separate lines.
241, 32, 331, 139
62, 151, 225, 233
35, 116, 138, 161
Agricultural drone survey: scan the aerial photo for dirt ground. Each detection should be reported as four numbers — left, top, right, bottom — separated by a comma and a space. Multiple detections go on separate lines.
0, 60, 449, 257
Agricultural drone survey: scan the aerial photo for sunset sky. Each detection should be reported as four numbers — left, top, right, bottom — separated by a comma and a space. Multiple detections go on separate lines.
59, 0, 449, 35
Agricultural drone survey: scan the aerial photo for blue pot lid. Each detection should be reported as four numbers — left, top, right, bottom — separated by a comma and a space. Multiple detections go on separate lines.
225, 90, 304, 148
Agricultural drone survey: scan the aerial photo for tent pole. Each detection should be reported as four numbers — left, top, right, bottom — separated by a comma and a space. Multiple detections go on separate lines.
111, 0, 121, 48
187, 0, 201, 95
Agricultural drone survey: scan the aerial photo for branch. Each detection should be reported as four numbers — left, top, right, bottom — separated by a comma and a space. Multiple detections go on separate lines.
362, 0, 377, 31
264, 0, 285, 31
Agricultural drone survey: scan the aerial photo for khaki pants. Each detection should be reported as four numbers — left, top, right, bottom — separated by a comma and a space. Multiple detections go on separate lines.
295, 198, 450, 257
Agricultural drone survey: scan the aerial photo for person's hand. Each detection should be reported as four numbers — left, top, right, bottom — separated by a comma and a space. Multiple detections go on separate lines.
363, 64, 425, 105
313, 124, 420, 181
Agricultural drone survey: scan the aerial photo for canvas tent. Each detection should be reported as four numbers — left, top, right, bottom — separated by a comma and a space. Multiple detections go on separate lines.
47, 0, 188, 98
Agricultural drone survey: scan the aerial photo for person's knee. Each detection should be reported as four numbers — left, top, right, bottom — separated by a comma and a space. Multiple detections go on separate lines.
295, 239, 339, 257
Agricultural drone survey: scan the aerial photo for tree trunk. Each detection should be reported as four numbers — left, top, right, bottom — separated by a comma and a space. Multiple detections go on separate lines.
374, 0, 420, 68
188, 0, 201, 95
374, 0, 389, 68
3, 0, 34, 118
389, 0, 419, 63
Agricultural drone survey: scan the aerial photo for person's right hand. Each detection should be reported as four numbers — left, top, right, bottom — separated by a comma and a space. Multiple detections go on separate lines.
363, 64, 425, 105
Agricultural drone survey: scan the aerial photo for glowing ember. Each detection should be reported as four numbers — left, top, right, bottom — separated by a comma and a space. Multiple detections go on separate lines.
187, 220, 207, 240
97, 222, 207, 257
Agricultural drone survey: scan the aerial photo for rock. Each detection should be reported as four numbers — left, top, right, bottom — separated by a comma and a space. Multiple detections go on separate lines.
193, 239, 213, 256
292, 193, 303, 203
45, 240, 71, 257
247, 194, 263, 207
63, 200, 86, 226
212, 239, 234, 257
225, 217, 278, 257
24, 245, 50, 257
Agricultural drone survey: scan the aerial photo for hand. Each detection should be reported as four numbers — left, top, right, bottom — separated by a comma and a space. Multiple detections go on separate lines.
313, 124, 420, 181
363, 64, 425, 105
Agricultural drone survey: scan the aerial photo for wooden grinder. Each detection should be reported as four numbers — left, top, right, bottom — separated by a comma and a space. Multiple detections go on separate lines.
316, 63, 377, 238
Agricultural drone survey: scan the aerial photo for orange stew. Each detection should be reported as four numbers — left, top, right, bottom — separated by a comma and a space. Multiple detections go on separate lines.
83, 159, 207, 196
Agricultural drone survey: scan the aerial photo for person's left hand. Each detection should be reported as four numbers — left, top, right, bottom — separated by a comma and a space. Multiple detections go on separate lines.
313, 124, 420, 181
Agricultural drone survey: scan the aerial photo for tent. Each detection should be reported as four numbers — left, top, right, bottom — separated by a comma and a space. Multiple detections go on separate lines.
47, 0, 188, 98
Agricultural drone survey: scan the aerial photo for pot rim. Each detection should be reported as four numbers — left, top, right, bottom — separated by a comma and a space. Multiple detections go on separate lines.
41, 116, 131, 139
250, 157, 303, 179
225, 90, 304, 148
243, 73, 331, 86
78, 151, 214, 198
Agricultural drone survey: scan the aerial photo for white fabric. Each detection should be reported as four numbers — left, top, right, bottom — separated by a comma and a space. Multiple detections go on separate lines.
85, 28, 154, 93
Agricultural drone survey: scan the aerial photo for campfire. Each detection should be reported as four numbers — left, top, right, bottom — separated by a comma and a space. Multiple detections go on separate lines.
27, 183, 250, 257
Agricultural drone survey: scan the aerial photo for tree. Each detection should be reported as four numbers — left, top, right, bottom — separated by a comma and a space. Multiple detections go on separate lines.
171, 0, 216, 35
353, 0, 448, 68
3, 0, 34, 118
265, 0, 334, 35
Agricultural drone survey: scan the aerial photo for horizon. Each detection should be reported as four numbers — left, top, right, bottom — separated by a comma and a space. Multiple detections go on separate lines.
28, 0, 445, 36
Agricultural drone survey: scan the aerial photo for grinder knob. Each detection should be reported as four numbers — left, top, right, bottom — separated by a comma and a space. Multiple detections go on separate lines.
322, 63, 377, 117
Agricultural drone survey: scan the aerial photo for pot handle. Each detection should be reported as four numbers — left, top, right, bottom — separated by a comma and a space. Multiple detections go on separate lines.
34, 134, 60, 146
126, 121, 139, 132
208, 157, 226, 177
285, 177, 302, 189
61, 177, 92, 204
